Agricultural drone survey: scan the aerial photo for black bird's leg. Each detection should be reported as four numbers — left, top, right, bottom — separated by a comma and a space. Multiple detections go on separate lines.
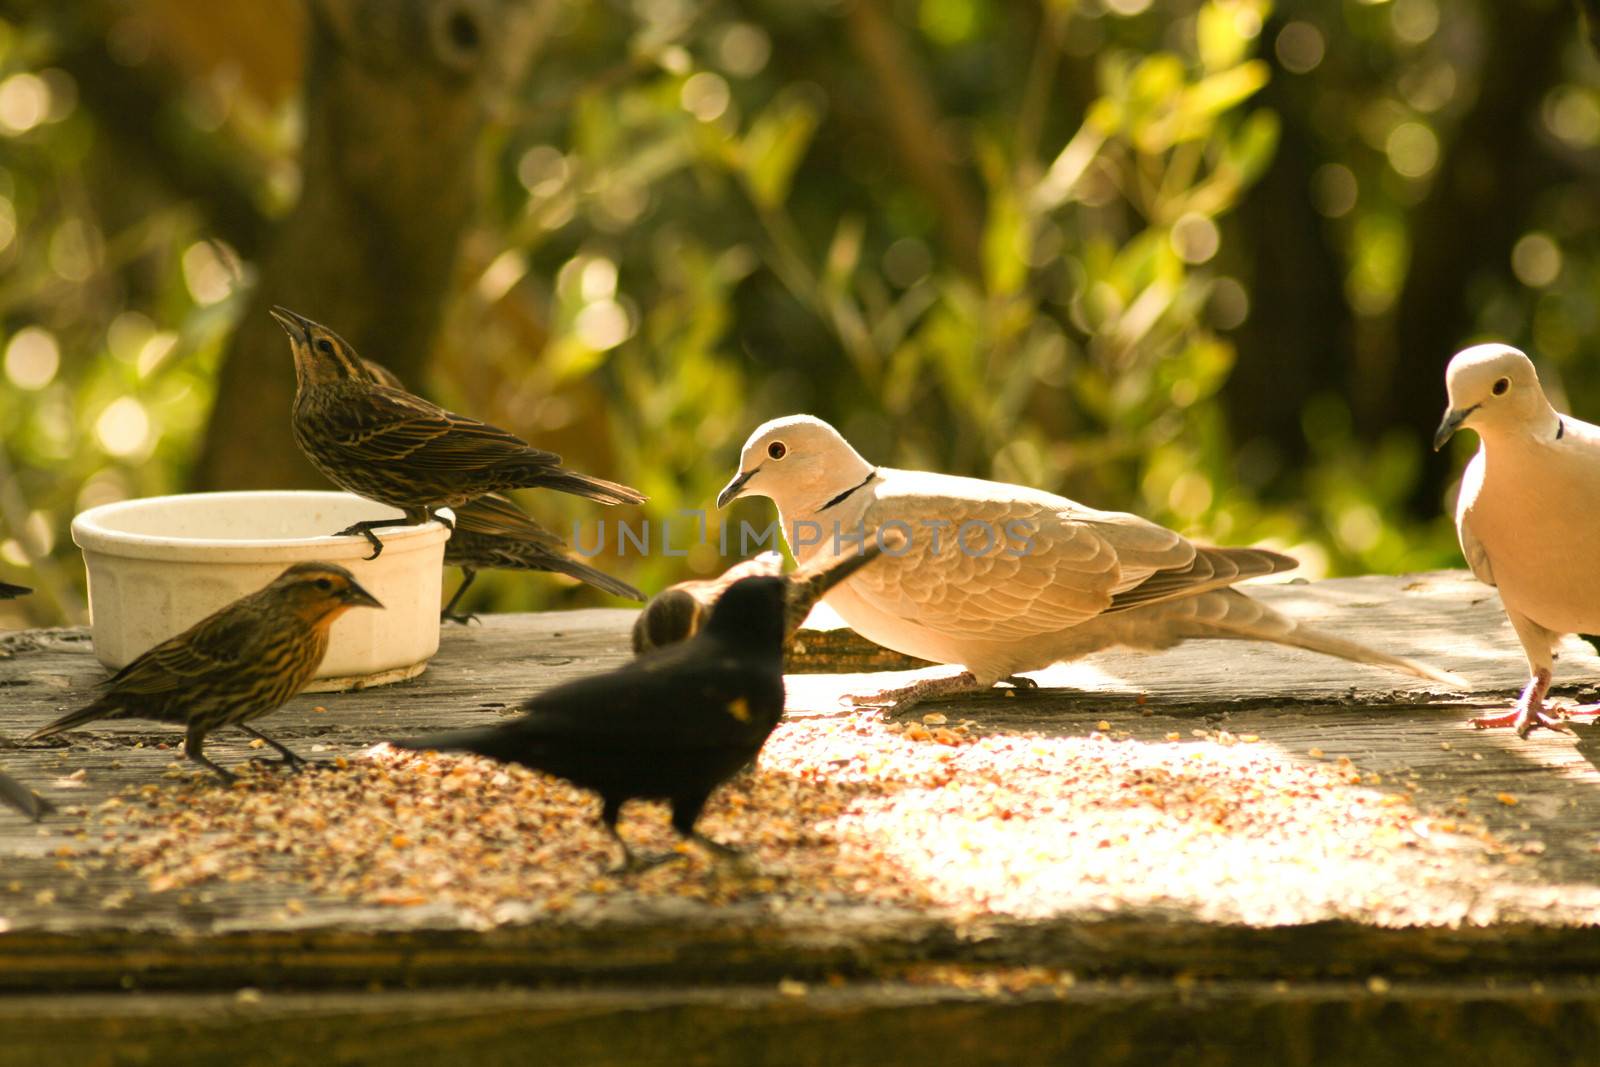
601, 797, 678, 873
184, 731, 238, 784
441, 568, 480, 625
334, 519, 390, 560
672, 794, 744, 860
238, 724, 310, 770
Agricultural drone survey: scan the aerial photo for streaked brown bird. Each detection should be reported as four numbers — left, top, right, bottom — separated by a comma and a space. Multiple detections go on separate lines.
0, 768, 53, 821
349, 357, 643, 621
273, 307, 645, 559
443, 493, 643, 623
29, 562, 382, 782
632, 535, 897, 654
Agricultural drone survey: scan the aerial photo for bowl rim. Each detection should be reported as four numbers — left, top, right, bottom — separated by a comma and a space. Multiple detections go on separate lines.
72, 490, 451, 563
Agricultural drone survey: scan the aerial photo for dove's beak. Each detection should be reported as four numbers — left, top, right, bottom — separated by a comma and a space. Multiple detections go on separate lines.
269, 305, 312, 343
717, 469, 754, 509
1432, 404, 1476, 451
342, 580, 384, 611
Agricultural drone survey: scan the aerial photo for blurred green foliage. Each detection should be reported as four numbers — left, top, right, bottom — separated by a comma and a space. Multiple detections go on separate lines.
0, 0, 1594, 623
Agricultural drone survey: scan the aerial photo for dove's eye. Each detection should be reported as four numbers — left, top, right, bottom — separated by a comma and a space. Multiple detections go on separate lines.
1492, 377, 1510, 396
315, 339, 335, 355
767, 442, 787, 460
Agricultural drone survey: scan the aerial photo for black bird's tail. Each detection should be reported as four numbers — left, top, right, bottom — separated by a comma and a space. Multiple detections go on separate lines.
525, 467, 646, 507
28, 697, 119, 741
390, 725, 534, 765
0, 769, 54, 821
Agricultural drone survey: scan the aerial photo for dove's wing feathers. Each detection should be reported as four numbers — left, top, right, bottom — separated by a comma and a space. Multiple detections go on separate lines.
1106, 545, 1297, 614
849, 474, 1200, 641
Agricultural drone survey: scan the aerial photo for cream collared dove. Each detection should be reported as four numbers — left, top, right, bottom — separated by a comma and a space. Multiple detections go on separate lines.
1434, 342, 1600, 736
717, 415, 1462, 707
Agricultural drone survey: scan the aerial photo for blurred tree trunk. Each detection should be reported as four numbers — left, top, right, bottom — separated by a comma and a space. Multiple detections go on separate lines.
1225, 52, 1353, 482
1373, 0, 1569, 515
195, 0, 544, 491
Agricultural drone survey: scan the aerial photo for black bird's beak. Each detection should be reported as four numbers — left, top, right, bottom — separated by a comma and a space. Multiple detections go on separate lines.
269, 305, 312, 342
343, 580, 384, 610
1432, 405, 1475, 451
717, 469, 754, 509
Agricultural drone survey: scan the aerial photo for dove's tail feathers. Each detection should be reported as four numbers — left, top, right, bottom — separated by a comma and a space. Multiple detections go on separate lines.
0, 769, 53, 822
1108, 545, 1298, 615
1192, 590, 1467, 688
786, 541, 888, 634
524, 468, 646, 507
390, 725, 532, 765
28, 697, 121, 741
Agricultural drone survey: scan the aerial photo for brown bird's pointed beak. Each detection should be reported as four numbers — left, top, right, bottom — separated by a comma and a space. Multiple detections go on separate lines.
1432, 405, 1474, 451
269, 305, 312, 341
717, 469, 754, 509
343, 580, 384, 610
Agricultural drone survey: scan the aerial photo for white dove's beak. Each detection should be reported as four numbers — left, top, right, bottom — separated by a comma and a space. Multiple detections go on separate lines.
717, 469, 755, 509
1432, 404, 1477, 451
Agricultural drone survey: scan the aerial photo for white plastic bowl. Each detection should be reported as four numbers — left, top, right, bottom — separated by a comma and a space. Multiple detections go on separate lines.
71, 491, 450, 692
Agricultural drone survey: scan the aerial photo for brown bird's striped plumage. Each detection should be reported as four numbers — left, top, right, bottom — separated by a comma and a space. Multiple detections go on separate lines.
442, 493, 643, 623
29, 562, 382, 781
632, 536, 894, 654
349, 358, 643, 620
273, 307, 644, 559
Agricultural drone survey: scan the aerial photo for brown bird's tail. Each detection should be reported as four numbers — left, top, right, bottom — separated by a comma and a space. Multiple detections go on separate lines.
28, 696, 122, 741
1174, 589, 1467, 688
540, 555, 644, 602
451, 494, 564, 549
522, 467, 646, 507
0, 768, 53, 822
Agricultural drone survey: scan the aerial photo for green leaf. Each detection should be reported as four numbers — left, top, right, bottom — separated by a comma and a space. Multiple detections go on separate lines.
740, 91, 823, 210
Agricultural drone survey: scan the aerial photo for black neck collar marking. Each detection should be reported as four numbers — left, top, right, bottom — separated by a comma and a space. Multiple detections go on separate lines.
819, 470, 878, 512
1557, 417, 1566, 441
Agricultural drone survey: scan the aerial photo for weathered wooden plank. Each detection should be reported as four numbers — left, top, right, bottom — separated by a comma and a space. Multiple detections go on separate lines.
4, 569, 1600, 997
3, 980, 1600, 1067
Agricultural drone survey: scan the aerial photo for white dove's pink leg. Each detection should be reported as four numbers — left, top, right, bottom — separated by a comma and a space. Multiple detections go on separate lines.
1470, 668, 1563, 737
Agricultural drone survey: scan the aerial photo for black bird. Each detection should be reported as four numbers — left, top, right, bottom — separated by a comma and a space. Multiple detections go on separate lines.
0, 581, 31, 599
273, 307, 644, 559
392, 576, 788, 870
0, 768, 53, 821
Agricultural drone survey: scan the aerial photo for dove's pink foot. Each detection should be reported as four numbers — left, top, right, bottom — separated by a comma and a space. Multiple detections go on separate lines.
844, 671, 980, 713
1470, 668, 1568, 738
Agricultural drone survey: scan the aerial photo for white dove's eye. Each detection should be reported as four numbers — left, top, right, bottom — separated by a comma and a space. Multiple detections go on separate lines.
767, 442, 787, 460
1492, 377, 1510, 396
